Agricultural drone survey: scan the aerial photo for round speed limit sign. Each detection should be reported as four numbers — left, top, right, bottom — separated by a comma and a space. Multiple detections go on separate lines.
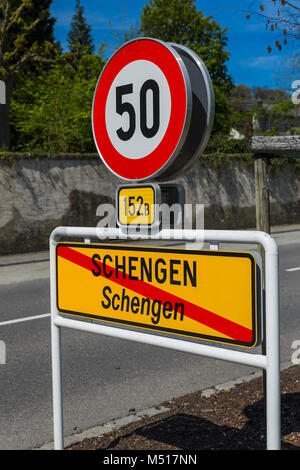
92, 38, 214, 181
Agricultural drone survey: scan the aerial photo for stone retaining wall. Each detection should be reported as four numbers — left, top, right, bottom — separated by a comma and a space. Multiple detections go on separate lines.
0, 154, 299, 254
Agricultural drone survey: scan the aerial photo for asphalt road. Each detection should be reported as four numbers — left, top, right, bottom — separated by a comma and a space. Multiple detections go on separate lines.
0, 227, 299, 449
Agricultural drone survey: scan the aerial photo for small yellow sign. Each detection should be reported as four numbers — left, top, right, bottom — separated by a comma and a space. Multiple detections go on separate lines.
118, 186, 156, 226
56, 243, 262, 348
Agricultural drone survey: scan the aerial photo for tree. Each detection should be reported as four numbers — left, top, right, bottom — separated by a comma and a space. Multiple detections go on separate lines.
252, 86, 290, 102
229, 84, 295, 137
139, 0, 233, 134
252, 96, 295, 135
0, 0, 56, 149
10, 53, 105, 153
67, 0, 94, 58
22, 0, 55, 47
229, 84, 253, 112
245, 0, 299, 53
108, 6, 140, 53
229, 85, 254, 136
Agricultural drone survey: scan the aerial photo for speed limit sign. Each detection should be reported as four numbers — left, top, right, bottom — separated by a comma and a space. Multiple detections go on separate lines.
92, 38, 214, 181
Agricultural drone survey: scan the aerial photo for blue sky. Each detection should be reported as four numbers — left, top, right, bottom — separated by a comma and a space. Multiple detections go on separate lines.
50, 0, 296, 90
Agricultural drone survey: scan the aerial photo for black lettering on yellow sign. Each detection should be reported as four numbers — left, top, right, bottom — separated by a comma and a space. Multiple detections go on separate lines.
92, 254, 197, 287
101, 286, 184, 325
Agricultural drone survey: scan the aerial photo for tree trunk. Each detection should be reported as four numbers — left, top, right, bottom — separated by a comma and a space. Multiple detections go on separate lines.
254, 156, 270, 234
0, 77, 13, 150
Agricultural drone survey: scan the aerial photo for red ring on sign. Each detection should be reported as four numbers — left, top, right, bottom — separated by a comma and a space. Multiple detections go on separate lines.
92, 39, 188, 181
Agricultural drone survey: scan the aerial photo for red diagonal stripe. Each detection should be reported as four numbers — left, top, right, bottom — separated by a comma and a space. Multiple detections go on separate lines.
57, 246, 253, 343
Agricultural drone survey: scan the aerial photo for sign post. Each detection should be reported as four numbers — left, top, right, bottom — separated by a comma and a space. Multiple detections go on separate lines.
50, 227, 280, 450
50, 38, 280, 451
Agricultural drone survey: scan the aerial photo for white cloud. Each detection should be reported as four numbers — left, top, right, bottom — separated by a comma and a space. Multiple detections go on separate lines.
240, 55, 282, 70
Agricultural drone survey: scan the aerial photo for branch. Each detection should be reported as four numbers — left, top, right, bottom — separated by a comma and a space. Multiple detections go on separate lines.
8, 50, 32, 73
1, 7, 49, 65
22, 14, 43, 35
6, 1, 31, 33
244, 10, 300, 28
9, 49, 55, 74
0, 0, 9, 17
283, 1, 300, 12
0, 0, 11, 41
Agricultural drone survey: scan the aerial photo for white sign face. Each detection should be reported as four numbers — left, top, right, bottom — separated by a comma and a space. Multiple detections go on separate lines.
105, 60, 171, 159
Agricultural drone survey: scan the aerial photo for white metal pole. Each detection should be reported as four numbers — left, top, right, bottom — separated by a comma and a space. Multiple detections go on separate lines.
50, 233, 64, 450
265, 249, 281, 450
54, 315, 268, 370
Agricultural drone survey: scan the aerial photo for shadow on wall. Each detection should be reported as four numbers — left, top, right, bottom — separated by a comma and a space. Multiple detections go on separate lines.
1, 190, 114, 255
0, 155, 300, 255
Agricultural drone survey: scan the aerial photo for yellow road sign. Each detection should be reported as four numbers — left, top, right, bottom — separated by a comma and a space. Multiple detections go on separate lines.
56, 243, 262, 348
117, 185, 156, 226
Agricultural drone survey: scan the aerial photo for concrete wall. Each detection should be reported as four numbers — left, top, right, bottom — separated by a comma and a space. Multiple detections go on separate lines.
0, 154, 299, 255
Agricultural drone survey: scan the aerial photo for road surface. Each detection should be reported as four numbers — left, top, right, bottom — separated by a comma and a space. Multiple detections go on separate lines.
0, 225, 299, 449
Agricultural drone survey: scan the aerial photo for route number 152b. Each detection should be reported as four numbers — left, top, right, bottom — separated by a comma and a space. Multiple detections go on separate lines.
117, 186, 156, 226
123, 195, 150, 217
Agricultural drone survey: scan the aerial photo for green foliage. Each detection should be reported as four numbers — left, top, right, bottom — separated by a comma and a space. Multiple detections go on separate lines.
0, 0, 58, 149
108, 6, 141, 53
229, 84, 299, 137
228, 85, 254, 136
22, 0, 56, 47
7, 1, 105, 154
7, 0, 298, 155
139, 0, 233, 134
252, 99, 296, 136
0, 0, 57, 78
10, 54, 104, 153
204, 134, 248, 154
212, 86, 234, 135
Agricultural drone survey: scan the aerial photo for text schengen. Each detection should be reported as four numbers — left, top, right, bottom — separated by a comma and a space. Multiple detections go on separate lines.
91, 254, 197, 326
